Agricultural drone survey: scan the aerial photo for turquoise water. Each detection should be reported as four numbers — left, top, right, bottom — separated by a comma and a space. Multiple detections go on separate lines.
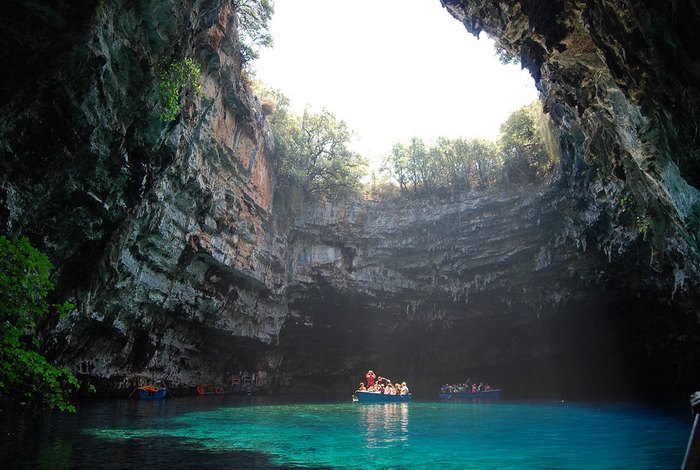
76, 399, 688, 469
0, 397, 691, 468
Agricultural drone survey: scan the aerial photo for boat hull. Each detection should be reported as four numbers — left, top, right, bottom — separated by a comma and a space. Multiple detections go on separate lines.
355, 391, 412, 403
137, 388, 168, 399
197, 385, 225, 395
439, 389, 501, 400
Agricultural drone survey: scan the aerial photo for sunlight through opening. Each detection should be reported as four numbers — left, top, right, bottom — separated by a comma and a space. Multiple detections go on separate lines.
251, 0, 539, 168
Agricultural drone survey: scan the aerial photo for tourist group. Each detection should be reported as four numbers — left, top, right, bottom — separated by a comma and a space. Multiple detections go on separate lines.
440, 378, 493, 394
357, 369, 410, 395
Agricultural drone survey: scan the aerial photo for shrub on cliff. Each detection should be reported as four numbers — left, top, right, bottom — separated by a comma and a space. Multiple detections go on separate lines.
0, 236, 80, 413
158, 58, 203, 122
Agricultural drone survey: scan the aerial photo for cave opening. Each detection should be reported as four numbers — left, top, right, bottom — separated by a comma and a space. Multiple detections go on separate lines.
0, 1, 698, 466
252, 0, 539, 168
245, 0, 700, 401
0, 0, 697, 408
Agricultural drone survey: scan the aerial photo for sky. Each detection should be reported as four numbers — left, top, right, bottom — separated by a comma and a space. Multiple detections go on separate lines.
251, 0, 539, 167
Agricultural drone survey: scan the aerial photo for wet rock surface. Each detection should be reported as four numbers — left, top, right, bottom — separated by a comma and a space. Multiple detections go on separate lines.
0, 0, 698, 398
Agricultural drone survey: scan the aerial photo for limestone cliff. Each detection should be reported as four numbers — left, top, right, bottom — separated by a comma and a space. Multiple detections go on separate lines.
0, 0, 698, 399
1, 0, 287, 389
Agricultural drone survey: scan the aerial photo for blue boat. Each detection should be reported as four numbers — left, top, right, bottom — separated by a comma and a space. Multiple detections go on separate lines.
136, 385, 168, 399
439, 389, 501, 400
355, 391, 412, 403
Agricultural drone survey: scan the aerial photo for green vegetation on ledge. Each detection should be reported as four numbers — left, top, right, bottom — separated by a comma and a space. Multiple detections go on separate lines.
255, 86, 555, 203
378, 101, 558, 198
0, 236, 81, 413
158, 58, 203, 123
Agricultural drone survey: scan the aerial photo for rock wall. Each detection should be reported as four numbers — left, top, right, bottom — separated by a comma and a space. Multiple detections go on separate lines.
1, 0, 289, 390
0, 0, 698, 398
441, 0, 700, 291
277, 185, 697, 398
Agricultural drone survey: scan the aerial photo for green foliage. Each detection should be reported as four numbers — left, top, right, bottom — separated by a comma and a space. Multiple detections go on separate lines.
281, 108, 367, 199
255, 91, 555, 200
380, 102, 557, 197
0, 236, 80, 412
618, 195, 632, 212
498, 101, 555, 185
382, 137, 499, 195
495, 43, 519, 66
234, 0, 274, 65
158, 58, 202, 122
256, 84, 368, 200
636, 215, 651, 235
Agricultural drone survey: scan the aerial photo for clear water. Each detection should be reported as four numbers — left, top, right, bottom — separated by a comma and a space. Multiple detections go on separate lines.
0, 396, 691, 469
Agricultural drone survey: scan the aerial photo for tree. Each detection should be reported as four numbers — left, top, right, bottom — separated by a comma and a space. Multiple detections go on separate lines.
279, 108, 367, 199
382, 142, 409, 193
407, 137, 430, 193
466, 138, 499, 189
382, 137, 500, 196
0, 236, 80, 412
437, 137, 474, 192
497, 101, 551, 185
494, 43, 520, 65
234, 0, 274, 65
254, 82, 368, 200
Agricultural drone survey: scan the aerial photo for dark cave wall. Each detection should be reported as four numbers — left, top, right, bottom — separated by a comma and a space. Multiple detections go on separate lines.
277, 293, 698, 400
1, 0, 289, 391
442, 0, 700, 279
276, 189, 699, 400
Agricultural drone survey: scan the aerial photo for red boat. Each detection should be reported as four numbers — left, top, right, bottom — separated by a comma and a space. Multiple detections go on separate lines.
197, 385, 225, 395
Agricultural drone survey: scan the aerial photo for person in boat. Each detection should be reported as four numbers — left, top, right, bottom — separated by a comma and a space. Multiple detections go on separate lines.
471, 384, 478, 393
366, 370, 376, 388
357, 382, 366, 392
484, 383, 491, 391
400, 382, 409, 395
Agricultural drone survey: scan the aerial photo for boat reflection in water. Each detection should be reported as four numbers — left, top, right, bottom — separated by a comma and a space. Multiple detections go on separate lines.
359, 403, 410, 448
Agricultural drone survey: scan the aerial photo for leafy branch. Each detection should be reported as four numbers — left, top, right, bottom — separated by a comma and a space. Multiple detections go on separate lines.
0, 236, 82, 412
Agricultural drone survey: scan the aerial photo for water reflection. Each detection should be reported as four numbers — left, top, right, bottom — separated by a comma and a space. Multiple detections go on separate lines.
359, 403, 410, 448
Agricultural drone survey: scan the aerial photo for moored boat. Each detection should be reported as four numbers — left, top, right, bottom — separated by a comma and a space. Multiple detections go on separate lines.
355, 391, 412, 403
197, 385, 225, 395
136, 385, 168, 399
439, 389, 501, 400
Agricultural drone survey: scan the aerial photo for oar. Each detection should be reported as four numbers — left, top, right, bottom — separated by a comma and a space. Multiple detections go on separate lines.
682, 392, 700, 470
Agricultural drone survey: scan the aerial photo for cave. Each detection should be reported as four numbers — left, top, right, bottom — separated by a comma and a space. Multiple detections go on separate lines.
0, 0, 699, 403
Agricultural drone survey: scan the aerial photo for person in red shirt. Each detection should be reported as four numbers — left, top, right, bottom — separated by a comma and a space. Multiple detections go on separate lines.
366, 370, 376, 387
